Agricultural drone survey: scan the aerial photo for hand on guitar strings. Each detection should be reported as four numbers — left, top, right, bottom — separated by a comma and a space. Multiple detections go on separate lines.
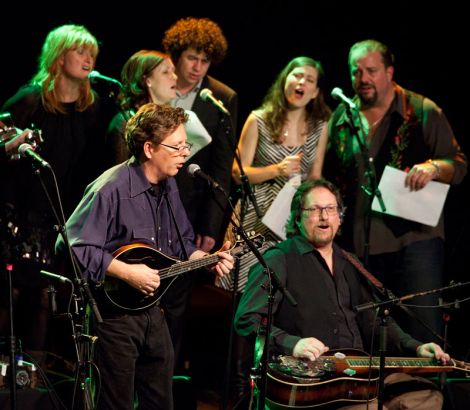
213, 241, 234, 277
293, 337, 330, 361
108, 259, 161, 297
416, 342, 450, 364
127, 264, 161, 296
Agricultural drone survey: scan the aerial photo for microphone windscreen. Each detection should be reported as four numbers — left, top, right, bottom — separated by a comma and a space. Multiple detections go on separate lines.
187, 163, 201, 177
331, 87, 343, 99
199, 88, 212, 101
18, 143, 33, 157
88, 70, 100, 79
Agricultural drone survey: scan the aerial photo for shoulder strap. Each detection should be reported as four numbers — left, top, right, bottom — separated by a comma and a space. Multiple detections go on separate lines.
340, 249, 384, 291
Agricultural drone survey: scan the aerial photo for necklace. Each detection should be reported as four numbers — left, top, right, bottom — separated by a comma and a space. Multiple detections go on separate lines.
365, 114, 385, 140
369, 115, 384, 130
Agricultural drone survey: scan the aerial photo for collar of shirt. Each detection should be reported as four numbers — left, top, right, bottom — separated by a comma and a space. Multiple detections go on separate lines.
389, 83, 407, 120
172, 79, 203, 110
291, 235, 347, 274
127, 157, 172, 198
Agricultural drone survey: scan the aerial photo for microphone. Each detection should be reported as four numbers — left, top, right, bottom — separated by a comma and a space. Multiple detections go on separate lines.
88, 70, 122, 87
18, 143, 50, 168
48, 284, 57, 315
187, 163, 226, 193
200, 88, 230, 116
331, 87, 357, 110
40, 270, 72, 284
79, 333, 99, 343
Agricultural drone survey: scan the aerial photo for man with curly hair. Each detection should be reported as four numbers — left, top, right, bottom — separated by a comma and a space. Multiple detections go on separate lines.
162, 16, 238, 367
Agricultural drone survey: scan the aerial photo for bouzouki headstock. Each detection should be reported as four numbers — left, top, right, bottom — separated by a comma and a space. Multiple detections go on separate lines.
0, 111, 43, 160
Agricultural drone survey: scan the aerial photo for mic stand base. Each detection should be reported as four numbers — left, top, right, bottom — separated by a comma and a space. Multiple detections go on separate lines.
6, 263, 17, 410
67, 292, 98, 410
377, 307, 390, 410
221, 257, 241, 410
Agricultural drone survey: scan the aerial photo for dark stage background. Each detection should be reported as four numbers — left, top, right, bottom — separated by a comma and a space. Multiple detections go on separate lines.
1, 0, 469, 395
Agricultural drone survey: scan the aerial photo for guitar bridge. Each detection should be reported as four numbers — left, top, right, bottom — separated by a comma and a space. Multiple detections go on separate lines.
272, 355, 336, 380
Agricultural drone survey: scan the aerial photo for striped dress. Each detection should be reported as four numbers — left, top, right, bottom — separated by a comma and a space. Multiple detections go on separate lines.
217, 111, 326, 292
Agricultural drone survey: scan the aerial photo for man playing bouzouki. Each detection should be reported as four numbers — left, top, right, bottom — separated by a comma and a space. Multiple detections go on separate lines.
57, 103, 233, 410
235, 179, 449, 410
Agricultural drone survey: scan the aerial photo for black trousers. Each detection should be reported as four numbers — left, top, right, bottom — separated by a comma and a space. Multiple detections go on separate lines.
93, 304, 174, 409
160, 273, 195, 371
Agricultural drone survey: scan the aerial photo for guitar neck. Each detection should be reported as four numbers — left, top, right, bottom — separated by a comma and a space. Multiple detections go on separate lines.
338, 356, 461, 374
158, 247, 239, 280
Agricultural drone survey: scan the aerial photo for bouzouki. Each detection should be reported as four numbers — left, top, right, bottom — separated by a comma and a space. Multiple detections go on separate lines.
0, 112, 43, 160
266, 349, 470, 408
96, 235, 264, 311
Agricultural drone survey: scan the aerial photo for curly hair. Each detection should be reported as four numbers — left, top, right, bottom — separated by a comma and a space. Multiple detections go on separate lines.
285, 179, 344, 238
162, 17, 227, 64
260, 56, 331, 144
32, 24, 98, 114
119, 50, 170, 111
126, 103, 188, 159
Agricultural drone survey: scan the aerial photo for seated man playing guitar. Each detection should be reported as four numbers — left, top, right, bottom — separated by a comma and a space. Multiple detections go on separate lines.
235, 179, 450, 410
57, 103, 233, 410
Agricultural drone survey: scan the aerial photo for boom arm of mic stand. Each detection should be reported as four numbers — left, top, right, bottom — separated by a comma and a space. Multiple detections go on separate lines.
355, 281, 470, 313
356, 281, 470, 347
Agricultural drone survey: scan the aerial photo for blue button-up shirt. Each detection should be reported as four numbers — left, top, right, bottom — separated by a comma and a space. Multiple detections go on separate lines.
57, 158, 197, 282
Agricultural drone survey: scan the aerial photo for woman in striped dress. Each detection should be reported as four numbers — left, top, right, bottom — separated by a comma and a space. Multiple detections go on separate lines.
218, 56, 331, 292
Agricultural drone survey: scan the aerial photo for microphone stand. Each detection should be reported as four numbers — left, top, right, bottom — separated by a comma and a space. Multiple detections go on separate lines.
342, 103, 385, 267
208, 171, 296, 410
227, 211, 296, 410
213, 108, 261, 409
241, 227, 297, 410
26, 162, 102, 410
5, 262, 18, 410
355, 280, 470, 410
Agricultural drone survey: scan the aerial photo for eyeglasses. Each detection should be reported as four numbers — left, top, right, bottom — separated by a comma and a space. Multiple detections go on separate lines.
159, 142, 193, 154
301, 205, 340, 217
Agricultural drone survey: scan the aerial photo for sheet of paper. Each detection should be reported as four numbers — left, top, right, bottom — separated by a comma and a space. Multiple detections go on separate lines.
262, 179, 298, 240
185, 110, 212, 160
372, 165, 450, 227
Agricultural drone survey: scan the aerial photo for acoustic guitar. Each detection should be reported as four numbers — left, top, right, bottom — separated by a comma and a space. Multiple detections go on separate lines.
95, 235, 264, 311
266, 349, 470, 408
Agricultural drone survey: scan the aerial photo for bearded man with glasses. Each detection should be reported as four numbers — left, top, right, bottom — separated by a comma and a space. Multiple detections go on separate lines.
235, 179, 448, 410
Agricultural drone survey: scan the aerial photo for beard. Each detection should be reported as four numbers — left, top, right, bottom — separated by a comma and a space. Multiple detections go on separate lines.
357, 85, 378, 107
308, 226, 335, 247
